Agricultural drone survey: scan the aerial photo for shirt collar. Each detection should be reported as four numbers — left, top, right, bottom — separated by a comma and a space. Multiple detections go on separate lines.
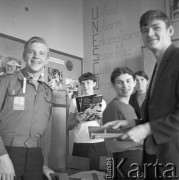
18, 68, 44, 82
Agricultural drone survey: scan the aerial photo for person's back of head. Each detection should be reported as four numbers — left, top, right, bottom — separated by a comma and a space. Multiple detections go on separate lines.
79, 72, 97, 84
139, 9, 172, 30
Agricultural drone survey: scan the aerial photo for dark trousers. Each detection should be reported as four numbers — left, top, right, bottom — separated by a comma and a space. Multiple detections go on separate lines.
113, 149, 143, 180
72, 142, 107, 170
6, 146, 44, 180
142, 147, 162, 180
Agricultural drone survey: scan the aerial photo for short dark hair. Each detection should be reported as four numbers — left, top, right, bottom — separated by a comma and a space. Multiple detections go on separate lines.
135, 71, 149, 80
110, 67, 135, 85
140, 10, 172, 30
23, 36, 49, 59
79, 72, 97, 84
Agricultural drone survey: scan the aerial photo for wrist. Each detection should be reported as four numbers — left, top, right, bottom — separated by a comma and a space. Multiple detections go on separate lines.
143, 123, 151, 136
75, 117, 80, 124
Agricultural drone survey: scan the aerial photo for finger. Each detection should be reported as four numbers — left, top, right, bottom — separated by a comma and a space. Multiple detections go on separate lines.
121, 133, 129, 140
113, 123, 122, 129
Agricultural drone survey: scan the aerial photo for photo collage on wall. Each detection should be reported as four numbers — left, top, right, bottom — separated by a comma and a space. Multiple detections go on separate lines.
47, 67, 63, 90
166, 0, 179, 21
0, 55, 22, 76
66, 78, 79, 99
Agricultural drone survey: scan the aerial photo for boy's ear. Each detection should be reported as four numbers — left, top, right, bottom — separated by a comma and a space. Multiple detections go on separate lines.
169, 25, 174, 36
93, 81, 97, 88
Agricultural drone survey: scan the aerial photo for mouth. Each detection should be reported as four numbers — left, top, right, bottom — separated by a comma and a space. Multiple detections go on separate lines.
147, 38, 158, 43
122, 89, 130, 93
31, 59, 41, 64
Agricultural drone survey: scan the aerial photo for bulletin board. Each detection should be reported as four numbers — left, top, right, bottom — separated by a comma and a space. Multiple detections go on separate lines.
142, 38, 179, 81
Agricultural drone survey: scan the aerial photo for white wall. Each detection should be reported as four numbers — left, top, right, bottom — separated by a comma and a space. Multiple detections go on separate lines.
83, 0, 165, 103
0, 0, 83, 57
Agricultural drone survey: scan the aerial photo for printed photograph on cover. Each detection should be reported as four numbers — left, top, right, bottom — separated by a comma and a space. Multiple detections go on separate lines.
0, 55, 22, 76
76, 94, 103, 121
47, 67, 63, 90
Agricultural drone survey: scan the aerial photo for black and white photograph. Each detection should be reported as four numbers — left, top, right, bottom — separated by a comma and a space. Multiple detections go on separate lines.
1, 1, 179, 180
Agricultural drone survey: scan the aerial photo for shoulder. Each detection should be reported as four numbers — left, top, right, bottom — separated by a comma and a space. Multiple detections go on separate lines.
104, 98, 119, 111
101, 99, 106, 110
43, 82, 53, 93
0, 73, 18, 83
70, 98, 77, 106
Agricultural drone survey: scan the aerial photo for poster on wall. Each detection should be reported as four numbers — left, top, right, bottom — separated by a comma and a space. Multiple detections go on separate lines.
166, 0, 179, 21
0, 55, 22, 76
47, 67, 63, 90
65, 78, 79, 98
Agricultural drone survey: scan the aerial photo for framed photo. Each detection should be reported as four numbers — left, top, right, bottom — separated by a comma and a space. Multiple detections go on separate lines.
166, 0, 179, 21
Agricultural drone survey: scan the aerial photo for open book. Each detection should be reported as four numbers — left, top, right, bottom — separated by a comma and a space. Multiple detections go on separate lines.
76, 94, 103, 121
88, 125, 131, 139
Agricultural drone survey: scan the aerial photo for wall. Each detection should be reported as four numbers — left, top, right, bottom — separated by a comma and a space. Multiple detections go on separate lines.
83, 0, 165, 103
0, 0, 83, 57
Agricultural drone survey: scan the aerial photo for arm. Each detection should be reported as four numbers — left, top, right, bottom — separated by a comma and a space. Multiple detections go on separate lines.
40, 113, 55, 180
0, 76, 15, 178
67, 98, 89, 131
105, 138, 143, 156
67, 112, 79, 131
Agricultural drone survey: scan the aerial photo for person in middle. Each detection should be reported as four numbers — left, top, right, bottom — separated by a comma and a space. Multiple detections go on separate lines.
103, 67, 143, 180
67, 72, 107, 170
129, 70, 149, 119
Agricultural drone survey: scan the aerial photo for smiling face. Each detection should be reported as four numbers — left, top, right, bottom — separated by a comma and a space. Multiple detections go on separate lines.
141, 19, 173, 52
80, 79, 96, 95
135, 75, 148, 93
113, 73, 136, 99
23, 42, 49, 74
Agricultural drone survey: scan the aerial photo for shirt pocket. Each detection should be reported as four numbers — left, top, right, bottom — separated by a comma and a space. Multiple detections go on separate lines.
6, 87, 25, 111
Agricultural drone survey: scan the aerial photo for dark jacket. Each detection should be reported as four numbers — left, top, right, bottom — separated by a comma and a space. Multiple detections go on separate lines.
129, 92, 146, 120
142, 44, 179, 177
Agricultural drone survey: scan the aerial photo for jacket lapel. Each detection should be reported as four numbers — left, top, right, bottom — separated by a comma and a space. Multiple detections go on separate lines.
150, 45, 176, 101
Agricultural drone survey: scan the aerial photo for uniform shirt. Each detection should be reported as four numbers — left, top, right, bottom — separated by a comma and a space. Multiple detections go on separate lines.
69, 97, 106, 143
0, 69, 53, 164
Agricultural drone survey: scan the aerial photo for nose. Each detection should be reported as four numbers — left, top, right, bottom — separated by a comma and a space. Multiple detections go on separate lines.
83, 83, 87, 89
137, 80, 141, 85
123, 82, 128, 88
148, 28, 154, 37
33, 51, 39, 58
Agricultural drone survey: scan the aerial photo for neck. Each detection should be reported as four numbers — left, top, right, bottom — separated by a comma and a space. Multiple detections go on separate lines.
83, 92, 94, 96
151, 43, 171, 64
117, 96, 129, 104
137, 89, 146, 95
26, 70, 41, 80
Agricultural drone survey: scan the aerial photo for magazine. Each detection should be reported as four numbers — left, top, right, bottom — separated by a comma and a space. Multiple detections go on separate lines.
75, 94, 103, 121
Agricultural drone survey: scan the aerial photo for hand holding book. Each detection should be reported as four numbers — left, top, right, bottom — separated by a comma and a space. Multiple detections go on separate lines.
76, 112, 91, 122
75, 94, 103, 121
88, 120, 134, 139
